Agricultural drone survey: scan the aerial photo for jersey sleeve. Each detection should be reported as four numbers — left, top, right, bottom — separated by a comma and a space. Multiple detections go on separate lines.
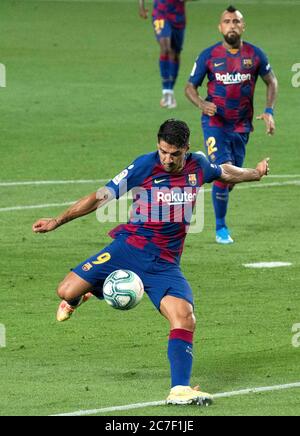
188, 49, 211, 87
255, 47, 272, 78
195, 152, 222, 184
105, 154, 153, 200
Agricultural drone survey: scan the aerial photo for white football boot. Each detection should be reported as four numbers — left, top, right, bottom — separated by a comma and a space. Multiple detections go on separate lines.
167, 386, 213, 406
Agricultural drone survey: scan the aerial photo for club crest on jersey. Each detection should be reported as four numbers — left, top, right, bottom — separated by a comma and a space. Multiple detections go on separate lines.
243, 58, 253, 69
82, 263, 93, 272
188, 174, 197, 187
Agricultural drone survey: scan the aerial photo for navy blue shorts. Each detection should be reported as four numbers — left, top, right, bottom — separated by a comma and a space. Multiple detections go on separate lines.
72, 238, 193, 310
152, 18, 185, 53
203, 127, 250, 167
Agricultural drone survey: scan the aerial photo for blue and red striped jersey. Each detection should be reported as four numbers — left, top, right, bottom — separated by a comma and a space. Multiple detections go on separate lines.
189, 42, 272, 133
105, 151, 222, 264
152, 0, 186, 29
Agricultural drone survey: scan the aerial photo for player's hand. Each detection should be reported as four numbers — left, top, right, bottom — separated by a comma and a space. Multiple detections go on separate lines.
139, 7, 149, 19
256, 113, 275, 136
200, 101, 217, 117
256, 158, 270, 179
32, 218, 59, 233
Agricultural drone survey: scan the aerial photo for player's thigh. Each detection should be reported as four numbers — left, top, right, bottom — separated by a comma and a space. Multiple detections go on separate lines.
144, 265, 195, 329
231, 133, 250, 167
203, 128, 232, 165
60, 240, 129, 300
153, 19, 172, 51
170, 27, 185, 56
57, 272, 93, 300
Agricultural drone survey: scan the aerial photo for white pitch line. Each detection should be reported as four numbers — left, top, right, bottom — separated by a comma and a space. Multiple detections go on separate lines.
51, 381, 300, 416
202, 180, 300, 194
267, 175, 300, 179
232, 180, 300, 190
52, 401, 166, 417
0, 175, 299, 187
244, 262, 292, 269
0, 202, 75, 212
0, 179, 106, 187
213, 381, 300, 399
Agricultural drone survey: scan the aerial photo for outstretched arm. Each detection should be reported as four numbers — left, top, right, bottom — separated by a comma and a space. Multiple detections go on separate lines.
256, 71, 278, 136
219, 158, 270, 184
32, 187, 113, 233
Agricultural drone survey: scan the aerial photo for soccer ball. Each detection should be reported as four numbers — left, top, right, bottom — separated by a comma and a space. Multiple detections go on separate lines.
103, 270, 144, 310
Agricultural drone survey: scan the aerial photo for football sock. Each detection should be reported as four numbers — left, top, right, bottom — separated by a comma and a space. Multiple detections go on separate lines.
66, 296, 82, 307
91, 285, 105, 301
169, 59, 180, 90
168, 329, 194, 388
212, 181, 230, 231
159, 55, 172, 91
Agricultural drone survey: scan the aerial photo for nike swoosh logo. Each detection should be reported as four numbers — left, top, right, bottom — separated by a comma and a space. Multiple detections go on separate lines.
154, 179, 167, 184
214, 62, 224, 67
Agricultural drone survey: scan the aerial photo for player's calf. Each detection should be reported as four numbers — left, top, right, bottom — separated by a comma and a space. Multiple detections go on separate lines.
57, 272, 91, 300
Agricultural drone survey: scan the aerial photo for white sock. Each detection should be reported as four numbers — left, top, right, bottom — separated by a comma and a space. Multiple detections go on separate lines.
163, 89, 174, 95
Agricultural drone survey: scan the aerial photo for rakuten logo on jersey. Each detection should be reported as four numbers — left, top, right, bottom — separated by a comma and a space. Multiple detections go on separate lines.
156, 189, 197, 205
215, 72, 251, 85
97, 185, 205, 233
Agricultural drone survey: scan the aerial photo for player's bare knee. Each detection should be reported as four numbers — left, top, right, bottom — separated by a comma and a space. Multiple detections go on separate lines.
185, 312, 196, 332
56, 282, 67, 300
169, 51, 180, 63
160, 42, 172, 57
183, 309, 196, 330
174, 311, 196, 332
160, 47, 170, 57
57, 280, 74, 301
191, 313, 197, 332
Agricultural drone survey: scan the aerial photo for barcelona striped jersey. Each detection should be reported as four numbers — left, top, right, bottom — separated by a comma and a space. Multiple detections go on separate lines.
189, 42, 272, 132
153, 0, 186, 29
105, 151, 222, 264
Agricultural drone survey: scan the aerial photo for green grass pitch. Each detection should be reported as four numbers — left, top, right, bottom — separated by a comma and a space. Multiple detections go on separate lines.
0, 0, 300, 416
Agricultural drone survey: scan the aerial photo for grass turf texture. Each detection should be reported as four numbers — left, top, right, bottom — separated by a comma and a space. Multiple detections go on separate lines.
0, 0, 300, 416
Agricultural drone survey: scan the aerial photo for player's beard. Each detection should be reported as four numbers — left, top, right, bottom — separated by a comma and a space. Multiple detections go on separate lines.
163, 164, 177, 173
163, 159, 186, 173
224, 32, 241, 48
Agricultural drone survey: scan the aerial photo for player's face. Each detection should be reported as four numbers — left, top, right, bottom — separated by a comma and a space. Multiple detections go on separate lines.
219, 11, 245, 47
157, 141, 189, 173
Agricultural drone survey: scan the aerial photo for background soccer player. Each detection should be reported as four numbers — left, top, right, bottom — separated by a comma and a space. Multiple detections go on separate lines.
139, 0, 188, 109
32, 120, 270, 405
185, 5, 278, 244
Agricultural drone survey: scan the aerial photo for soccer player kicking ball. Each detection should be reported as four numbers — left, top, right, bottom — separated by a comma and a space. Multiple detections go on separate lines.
185, 5, 278, 245
33, 120, 270, 406
139, 0, 188, 109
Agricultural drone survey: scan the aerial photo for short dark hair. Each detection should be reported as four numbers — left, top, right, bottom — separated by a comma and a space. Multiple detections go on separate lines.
226, 5, 237, 13
157, 119, 190, 149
